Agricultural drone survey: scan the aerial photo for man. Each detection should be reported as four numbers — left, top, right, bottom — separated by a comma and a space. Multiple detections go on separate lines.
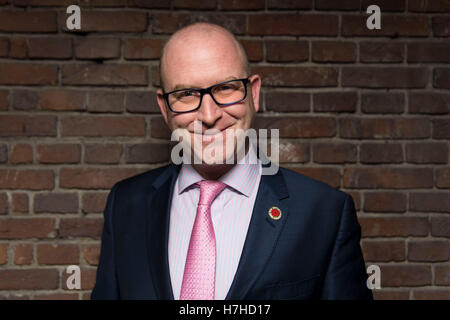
91, 22, 373, 300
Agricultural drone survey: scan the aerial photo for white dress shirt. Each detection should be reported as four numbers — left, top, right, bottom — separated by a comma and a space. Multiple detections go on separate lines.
168, 145, 262, 300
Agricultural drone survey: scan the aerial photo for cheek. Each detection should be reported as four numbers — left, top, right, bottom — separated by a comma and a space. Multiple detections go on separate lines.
168, 113, 196, 130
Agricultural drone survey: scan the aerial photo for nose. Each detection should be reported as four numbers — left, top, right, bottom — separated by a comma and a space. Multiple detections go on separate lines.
196, 93, 223, 127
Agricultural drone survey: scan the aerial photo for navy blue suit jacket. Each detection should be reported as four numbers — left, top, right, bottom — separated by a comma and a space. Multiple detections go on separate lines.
91, 163, 373, 300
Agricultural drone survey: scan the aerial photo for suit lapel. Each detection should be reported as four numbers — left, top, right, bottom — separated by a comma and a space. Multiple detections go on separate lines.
225, 166, 289, 299
145, 164, 179, 300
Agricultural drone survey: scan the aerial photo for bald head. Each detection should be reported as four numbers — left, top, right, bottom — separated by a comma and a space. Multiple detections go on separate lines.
159, 22, 249, 91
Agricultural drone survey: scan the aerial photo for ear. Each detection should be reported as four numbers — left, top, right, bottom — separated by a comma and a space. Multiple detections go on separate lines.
156, 89, 170, 126
249, 74, 261, 113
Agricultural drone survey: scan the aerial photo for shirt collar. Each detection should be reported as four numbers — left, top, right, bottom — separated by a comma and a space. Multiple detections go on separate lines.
177, 143, 261, 198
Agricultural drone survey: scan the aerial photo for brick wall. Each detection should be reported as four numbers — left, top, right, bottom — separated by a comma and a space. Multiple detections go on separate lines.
0, 0, 448, 300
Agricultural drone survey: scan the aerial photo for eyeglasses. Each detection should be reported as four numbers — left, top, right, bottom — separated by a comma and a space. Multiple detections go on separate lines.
162, 78, 250, 113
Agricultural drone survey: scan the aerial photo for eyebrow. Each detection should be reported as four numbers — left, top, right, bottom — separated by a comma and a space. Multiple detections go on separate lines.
170, 76, 240, 92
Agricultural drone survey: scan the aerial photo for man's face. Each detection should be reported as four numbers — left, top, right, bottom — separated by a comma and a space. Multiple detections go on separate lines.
157, 30, 261, 165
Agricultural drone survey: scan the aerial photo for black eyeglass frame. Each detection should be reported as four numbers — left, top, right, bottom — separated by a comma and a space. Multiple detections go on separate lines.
162, 78, 250, 114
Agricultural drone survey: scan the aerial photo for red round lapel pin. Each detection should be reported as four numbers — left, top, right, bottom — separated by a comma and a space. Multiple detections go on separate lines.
268, 206, 282, 220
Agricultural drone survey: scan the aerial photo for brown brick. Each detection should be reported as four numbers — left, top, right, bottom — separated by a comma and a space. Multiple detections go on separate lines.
84, 144, 123, 164
10, 144, 33, 164
28, 37, 72, 59
9, 37, 27, 59
360, 143, 403, 164
0, 193, 7, 215
34, 193, 79, 214
344, 168, 433, 189
249, 14, 338, 36
34, 293, 78, 300
60, 168, 145, 190
405, 142, 448, 164
313, 92, 357, 113
255, 116, 336, 138
313, 142, 356, 164
62, 64, 147, 86
40, 89, 87, 111
0, 244, 7, 265
0, 90, 9, 110
266, 40, 308, 62
340, 118, 430, 139
62, 11, 147, 32
37, 144, 81, 164
364, 192, 407, 213
124, 38, 164, 60
435, 265, 450, 285
0, 269, 59, 290
0, 170, 54, 190
267, 0, 312, 9
220, 0, 264, 10
37, 244, 79, 265
240, 39, 263, 62
409, 92, 450, 114
129, 0, 170, 8
0, 144, 7, 163
61, 116, 145, 137
408, 42, 450, 63
434, 68, 450, 89
0, 218, 56, 239
265, 92, 310, 113
290, 167, 341, 188
410, 192, 450, 213
360, 42, 404, 63
254, 66, 338, 87
342, 15, 429, 37
413, 289, 450, 300
62, 267, 97, 290
125, 91, 159, 113
11, 90, 39, 110
373, 290, 410, 300
408, 241, 450, 262
74, 38, 120, 60
82, 192, 108, 214
12, 193, 28, 214
362, 240, 405, 262
125, 143, 170, 164
88, 91, 124, 113
433, 16, 450, 36
408, 0, 450, 12
436, 167, 450, 188
173, 0, 216, 9
0, 11, 57, 33
342, 67, 428, 88
82, 245, 101, 265
279, 142, 310, 163
380, 265, 431, 287
312, 41, 356, 62
14, 244, 32, 265
315, 0, 359, 10
360, 217, 428, 237
0, 63, 58, 85
59, 218, 103, 239
431, 217, 450, 238
150, 117, 172, 139
0, 38, 8, 57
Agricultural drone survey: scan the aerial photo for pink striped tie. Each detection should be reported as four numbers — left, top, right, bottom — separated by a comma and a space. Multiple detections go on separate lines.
179, 180, 227, 300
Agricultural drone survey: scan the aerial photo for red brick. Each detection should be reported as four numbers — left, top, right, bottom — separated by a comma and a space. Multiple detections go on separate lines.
313, 92, 356, 113
432, 119, 450, 139
343, 168, 433, 189
40, 89, 87, 111
364, 192, 407, 212
434, 68, 450, 89
82, 245, 101, 265
342, 67, 428, 88
10, 144, 33, 164
9, 37, 27, 59
220, 0, 264, 10
12, 193, 28, 214
360, 217, 428, 237
0, 63, 58, 85
62, 64, 147, 86
0, 11, 57, 33
265, 92, 310, 112
82, 192, 108, 214
62, 11, 147, 32
0, 269, 59, 290
255, 116, 336, 138
37, 144, 81, 164
249, 14, 338, 36
436, 168, 450, 188
34, 193, 79, 214
409, 92, 450, 114
360, 42, 404, 63
28, 37, 72, 59
361, 240, 405, 262
342, 15, 429, 37
11, 90, 39, 111
88, 91, 124, 113
315, 0, 359, 10
150, 117, 172, 139
290, 167, 341, 188
0, 218, 56, 239
410, 192, 450, 213
125, 143, 169, 164
408, 0, 450, 12
360, 143, 403, 164
373, 290, 410, 300
435, 265, 450, 285
313, 143, 356, 164
408, 241, 450, 262
14, 244, 33, 265
62, 267, 97, 290
240, 40, 263, 62
74, 38, 120, 60
0, 144, 7, 163
361, 0, 405, 12
408, 42, 450, 62
413, 289, 450, 300
267, 0, 312, 9
173, 0, 216, 9
129, 0, 169, 8
125, 91, 159, 113
0, 193, 7, 215
380, 265, 431, 287
312, 41, 356, 62
0, 170, 54, 190
59, 218, 103, 239
34, 293, 78, 300
253, 66, 338, 87
59, 168, 145, 190
0, 244, 7, 265
0, 38, 8, 57
339, 118, 430, 139
405, 142, 448, 164
37, 244, 79, 265
0, 90, 9, 110
433, 16, 450, 36
15, 0, 74, 6
84, 144, 123, 164
266, 40, 308, 62
61, 116, 145, 137
124, 38, 164, 60
279, 142, 310, 163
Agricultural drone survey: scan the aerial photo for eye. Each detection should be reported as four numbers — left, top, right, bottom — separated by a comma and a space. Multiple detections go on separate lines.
182, 90, 197, 97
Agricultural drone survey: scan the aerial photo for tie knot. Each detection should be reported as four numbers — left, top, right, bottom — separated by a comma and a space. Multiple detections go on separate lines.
197, 180, 227, 206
